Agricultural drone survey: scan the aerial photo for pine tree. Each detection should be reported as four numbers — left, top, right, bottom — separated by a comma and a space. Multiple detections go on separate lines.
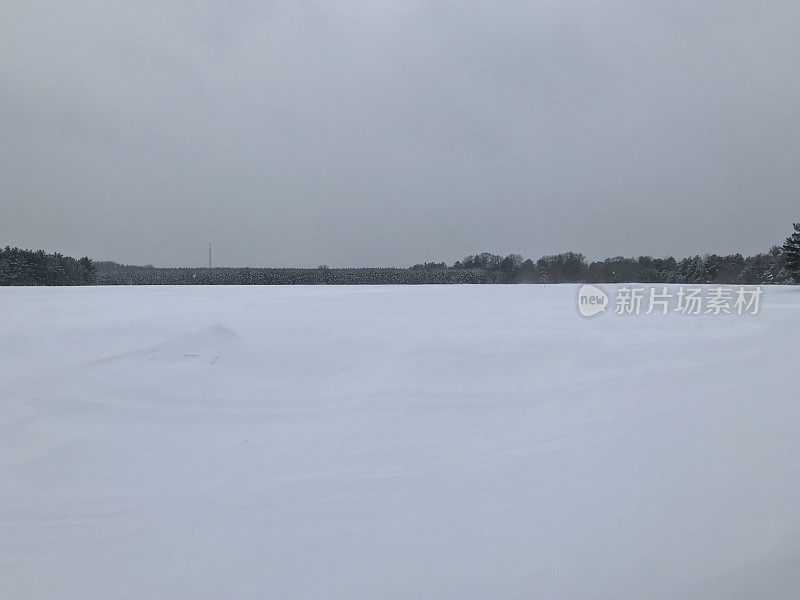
782, 223, 800, 281
78, 257, 97, 284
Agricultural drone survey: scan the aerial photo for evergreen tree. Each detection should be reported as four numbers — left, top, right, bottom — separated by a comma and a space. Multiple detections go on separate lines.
78, 257, 97, 284
0, 246, 97, 285
782, 223, 800, 281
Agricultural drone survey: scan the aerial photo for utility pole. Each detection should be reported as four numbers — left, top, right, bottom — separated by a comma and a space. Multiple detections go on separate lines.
208, 242, 212, 268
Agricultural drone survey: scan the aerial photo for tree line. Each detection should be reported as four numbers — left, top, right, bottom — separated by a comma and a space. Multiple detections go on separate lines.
444, 246, 792, 285
98, 246, 794, 286
94, 264, 505, 285
0, 246, 96, 285
3, 223, 799, 286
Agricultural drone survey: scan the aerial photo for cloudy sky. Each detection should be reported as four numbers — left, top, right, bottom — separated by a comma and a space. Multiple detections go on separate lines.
2, 1, 798, 267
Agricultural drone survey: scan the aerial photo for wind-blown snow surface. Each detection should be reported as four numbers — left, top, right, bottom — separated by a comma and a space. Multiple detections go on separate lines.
2, 284, 799, 599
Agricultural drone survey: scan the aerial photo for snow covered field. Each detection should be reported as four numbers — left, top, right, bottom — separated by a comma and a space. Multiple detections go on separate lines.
1, 284, 799, 599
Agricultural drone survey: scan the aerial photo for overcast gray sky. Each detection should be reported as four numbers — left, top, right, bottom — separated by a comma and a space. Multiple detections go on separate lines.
1, 1, 798, 267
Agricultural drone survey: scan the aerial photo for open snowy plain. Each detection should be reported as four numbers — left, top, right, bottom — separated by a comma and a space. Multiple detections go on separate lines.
1, 284, 799, 599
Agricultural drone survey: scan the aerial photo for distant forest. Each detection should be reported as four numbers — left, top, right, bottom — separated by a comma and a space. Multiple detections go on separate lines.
94, 244, 796, 286
2, 235, 798, 287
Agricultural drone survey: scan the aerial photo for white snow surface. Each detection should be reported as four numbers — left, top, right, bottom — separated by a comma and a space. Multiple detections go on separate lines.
1, 284, 799, 599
